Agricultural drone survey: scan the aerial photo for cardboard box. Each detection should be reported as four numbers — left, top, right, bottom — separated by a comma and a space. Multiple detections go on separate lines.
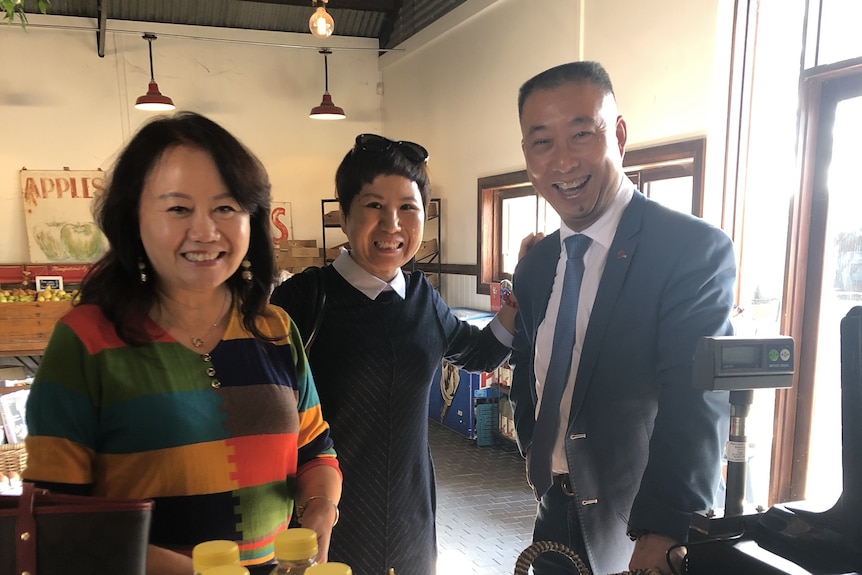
323, 210, 342, 226
280, 247, 322, 258
0, 367, 26, 382
490, 282, 501, 312
278, 239, 317, 249
325, 243, 349, 261
275, 253, 323, 271
496, 365, 512, 388
414, 238, 438, 261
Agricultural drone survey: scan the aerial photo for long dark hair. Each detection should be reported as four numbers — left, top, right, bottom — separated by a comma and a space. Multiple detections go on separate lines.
79, 111, 276, 345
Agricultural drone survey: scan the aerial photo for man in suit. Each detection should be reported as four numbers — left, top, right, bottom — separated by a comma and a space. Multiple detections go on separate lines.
509, 61, 735, 575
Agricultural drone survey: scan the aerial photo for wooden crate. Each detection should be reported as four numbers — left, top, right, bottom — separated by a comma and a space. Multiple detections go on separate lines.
0, 302, 72, 357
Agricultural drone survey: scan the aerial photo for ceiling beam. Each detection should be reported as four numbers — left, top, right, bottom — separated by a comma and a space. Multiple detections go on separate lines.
238, 0, 400, 11
96, 0, 107, 58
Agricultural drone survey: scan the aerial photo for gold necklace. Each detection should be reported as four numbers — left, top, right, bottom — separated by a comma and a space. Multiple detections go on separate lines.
161, 291, 231, 349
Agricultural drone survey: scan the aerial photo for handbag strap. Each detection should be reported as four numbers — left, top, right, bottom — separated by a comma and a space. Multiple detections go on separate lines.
303, 266, 326, 354
16, 482, 38, 575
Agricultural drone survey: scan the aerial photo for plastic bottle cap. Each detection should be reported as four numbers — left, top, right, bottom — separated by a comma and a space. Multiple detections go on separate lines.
200, 566, 250, 575
193, 540, 240, 572
305, 563, 352, 575
273, 528, 319, 561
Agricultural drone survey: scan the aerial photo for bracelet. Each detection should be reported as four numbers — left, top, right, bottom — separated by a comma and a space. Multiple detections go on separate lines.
296, 495, 340, 527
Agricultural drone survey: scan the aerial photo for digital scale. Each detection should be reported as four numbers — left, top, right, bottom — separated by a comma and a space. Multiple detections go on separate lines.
691, 336, 793, 530
687, 331, 861, 574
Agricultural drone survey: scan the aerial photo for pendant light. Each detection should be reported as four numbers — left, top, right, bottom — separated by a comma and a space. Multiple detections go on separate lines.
135, 33, 175, 112
309, 0, 334, 39
310, 49, 346, 120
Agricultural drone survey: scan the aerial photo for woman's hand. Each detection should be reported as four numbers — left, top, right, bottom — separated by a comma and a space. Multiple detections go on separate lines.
519, 232, 545, 260
295, 465, 342, 563
296, 496, 338, 562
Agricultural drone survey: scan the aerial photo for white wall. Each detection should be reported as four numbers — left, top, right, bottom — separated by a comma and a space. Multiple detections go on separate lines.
2, 1, 735, 310
380, 0, 733, 307
1, 16, 381, 264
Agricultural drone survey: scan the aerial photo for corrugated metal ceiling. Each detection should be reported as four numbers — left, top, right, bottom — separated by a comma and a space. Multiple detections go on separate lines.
19, 0, 468, 51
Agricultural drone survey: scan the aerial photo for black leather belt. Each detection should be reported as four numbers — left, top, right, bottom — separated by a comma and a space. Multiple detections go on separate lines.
553, 474, 574, 497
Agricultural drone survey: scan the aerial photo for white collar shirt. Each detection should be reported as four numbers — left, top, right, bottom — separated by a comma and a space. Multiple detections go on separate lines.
332, 247, 407, 300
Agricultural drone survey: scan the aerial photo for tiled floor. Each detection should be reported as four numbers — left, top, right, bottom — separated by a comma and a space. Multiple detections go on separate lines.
429, 420, 537, 575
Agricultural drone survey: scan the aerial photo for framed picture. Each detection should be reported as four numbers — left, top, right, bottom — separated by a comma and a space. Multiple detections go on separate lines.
35, 275, 63, 291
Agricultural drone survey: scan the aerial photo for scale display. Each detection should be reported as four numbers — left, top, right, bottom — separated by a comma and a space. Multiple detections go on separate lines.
693, 336, 794, 391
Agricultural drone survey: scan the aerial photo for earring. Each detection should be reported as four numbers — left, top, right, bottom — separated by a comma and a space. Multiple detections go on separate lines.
241, 258, 253, 282
138, 258, 148, 284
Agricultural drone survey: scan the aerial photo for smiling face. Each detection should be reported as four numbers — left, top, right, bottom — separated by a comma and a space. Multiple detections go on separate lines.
138, 145, 250, 297
341, 173, 425, 281
520, 81, 627, 232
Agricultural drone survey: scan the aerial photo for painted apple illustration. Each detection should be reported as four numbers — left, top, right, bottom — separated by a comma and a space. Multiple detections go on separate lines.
60, 222, 105, 261
34, 222, 67, 260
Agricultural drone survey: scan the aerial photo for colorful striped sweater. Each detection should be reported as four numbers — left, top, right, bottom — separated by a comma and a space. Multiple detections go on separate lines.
23, 303, 339, 567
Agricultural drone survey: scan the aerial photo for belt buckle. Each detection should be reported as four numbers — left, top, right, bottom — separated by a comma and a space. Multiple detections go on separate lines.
556, 474, 574, 497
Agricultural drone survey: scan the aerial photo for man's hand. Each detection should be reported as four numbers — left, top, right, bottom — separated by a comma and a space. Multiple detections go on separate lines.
629, 532, 685, 575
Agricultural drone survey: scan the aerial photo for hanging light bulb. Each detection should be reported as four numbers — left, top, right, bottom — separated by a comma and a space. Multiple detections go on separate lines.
310, 49, 346, 120
134, 33, 175, 111
309, 0, 334, 39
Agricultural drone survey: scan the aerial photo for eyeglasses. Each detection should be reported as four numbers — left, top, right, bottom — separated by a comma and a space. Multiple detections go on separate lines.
354, 134, 429, 164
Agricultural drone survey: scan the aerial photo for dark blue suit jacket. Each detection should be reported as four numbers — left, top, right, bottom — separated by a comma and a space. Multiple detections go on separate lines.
509, 190, 735, 575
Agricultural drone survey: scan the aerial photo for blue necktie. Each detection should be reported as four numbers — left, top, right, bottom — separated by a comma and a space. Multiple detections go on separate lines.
529, 233, 592, 498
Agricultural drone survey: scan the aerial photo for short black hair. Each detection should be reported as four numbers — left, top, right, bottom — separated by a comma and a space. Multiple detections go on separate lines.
518, 61, 615, 118
81, 111, 275, 344
334, 140, 431, 216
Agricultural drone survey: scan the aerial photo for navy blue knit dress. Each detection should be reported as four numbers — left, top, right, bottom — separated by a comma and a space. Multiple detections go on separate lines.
270, 266, 510, 575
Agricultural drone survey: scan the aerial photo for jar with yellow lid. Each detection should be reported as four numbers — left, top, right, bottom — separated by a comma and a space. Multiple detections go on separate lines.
304, 562, 352, 575
269, 527, 319, 574
192, 540, 240, 575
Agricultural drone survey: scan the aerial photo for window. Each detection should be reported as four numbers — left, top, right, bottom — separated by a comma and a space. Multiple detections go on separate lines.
476, 138, 706, 295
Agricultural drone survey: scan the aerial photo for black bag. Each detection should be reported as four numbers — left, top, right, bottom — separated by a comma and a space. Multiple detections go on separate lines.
0, 482, 153, 575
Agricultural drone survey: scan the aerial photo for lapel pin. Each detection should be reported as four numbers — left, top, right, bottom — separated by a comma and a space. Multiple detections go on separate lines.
616, 250, 627, 259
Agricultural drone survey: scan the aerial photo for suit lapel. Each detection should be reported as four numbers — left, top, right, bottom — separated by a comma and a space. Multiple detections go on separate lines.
569, 192, 647, 422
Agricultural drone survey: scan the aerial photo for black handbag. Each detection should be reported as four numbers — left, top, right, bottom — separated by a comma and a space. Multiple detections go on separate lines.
0, 482, 153, 575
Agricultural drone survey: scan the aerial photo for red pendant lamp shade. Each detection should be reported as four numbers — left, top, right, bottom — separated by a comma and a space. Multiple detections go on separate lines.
310, 49, 345, 120
135, 33, 175, 111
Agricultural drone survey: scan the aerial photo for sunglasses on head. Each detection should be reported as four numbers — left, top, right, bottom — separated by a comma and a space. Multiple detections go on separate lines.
354, 134, 429, 164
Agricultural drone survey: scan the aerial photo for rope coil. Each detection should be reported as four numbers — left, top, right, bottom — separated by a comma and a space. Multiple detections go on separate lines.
513, 540, 664, 575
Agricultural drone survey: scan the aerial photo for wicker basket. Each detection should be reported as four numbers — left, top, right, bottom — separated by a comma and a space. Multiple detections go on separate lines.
0, 442, 27, 476
513, 540, 663, 575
